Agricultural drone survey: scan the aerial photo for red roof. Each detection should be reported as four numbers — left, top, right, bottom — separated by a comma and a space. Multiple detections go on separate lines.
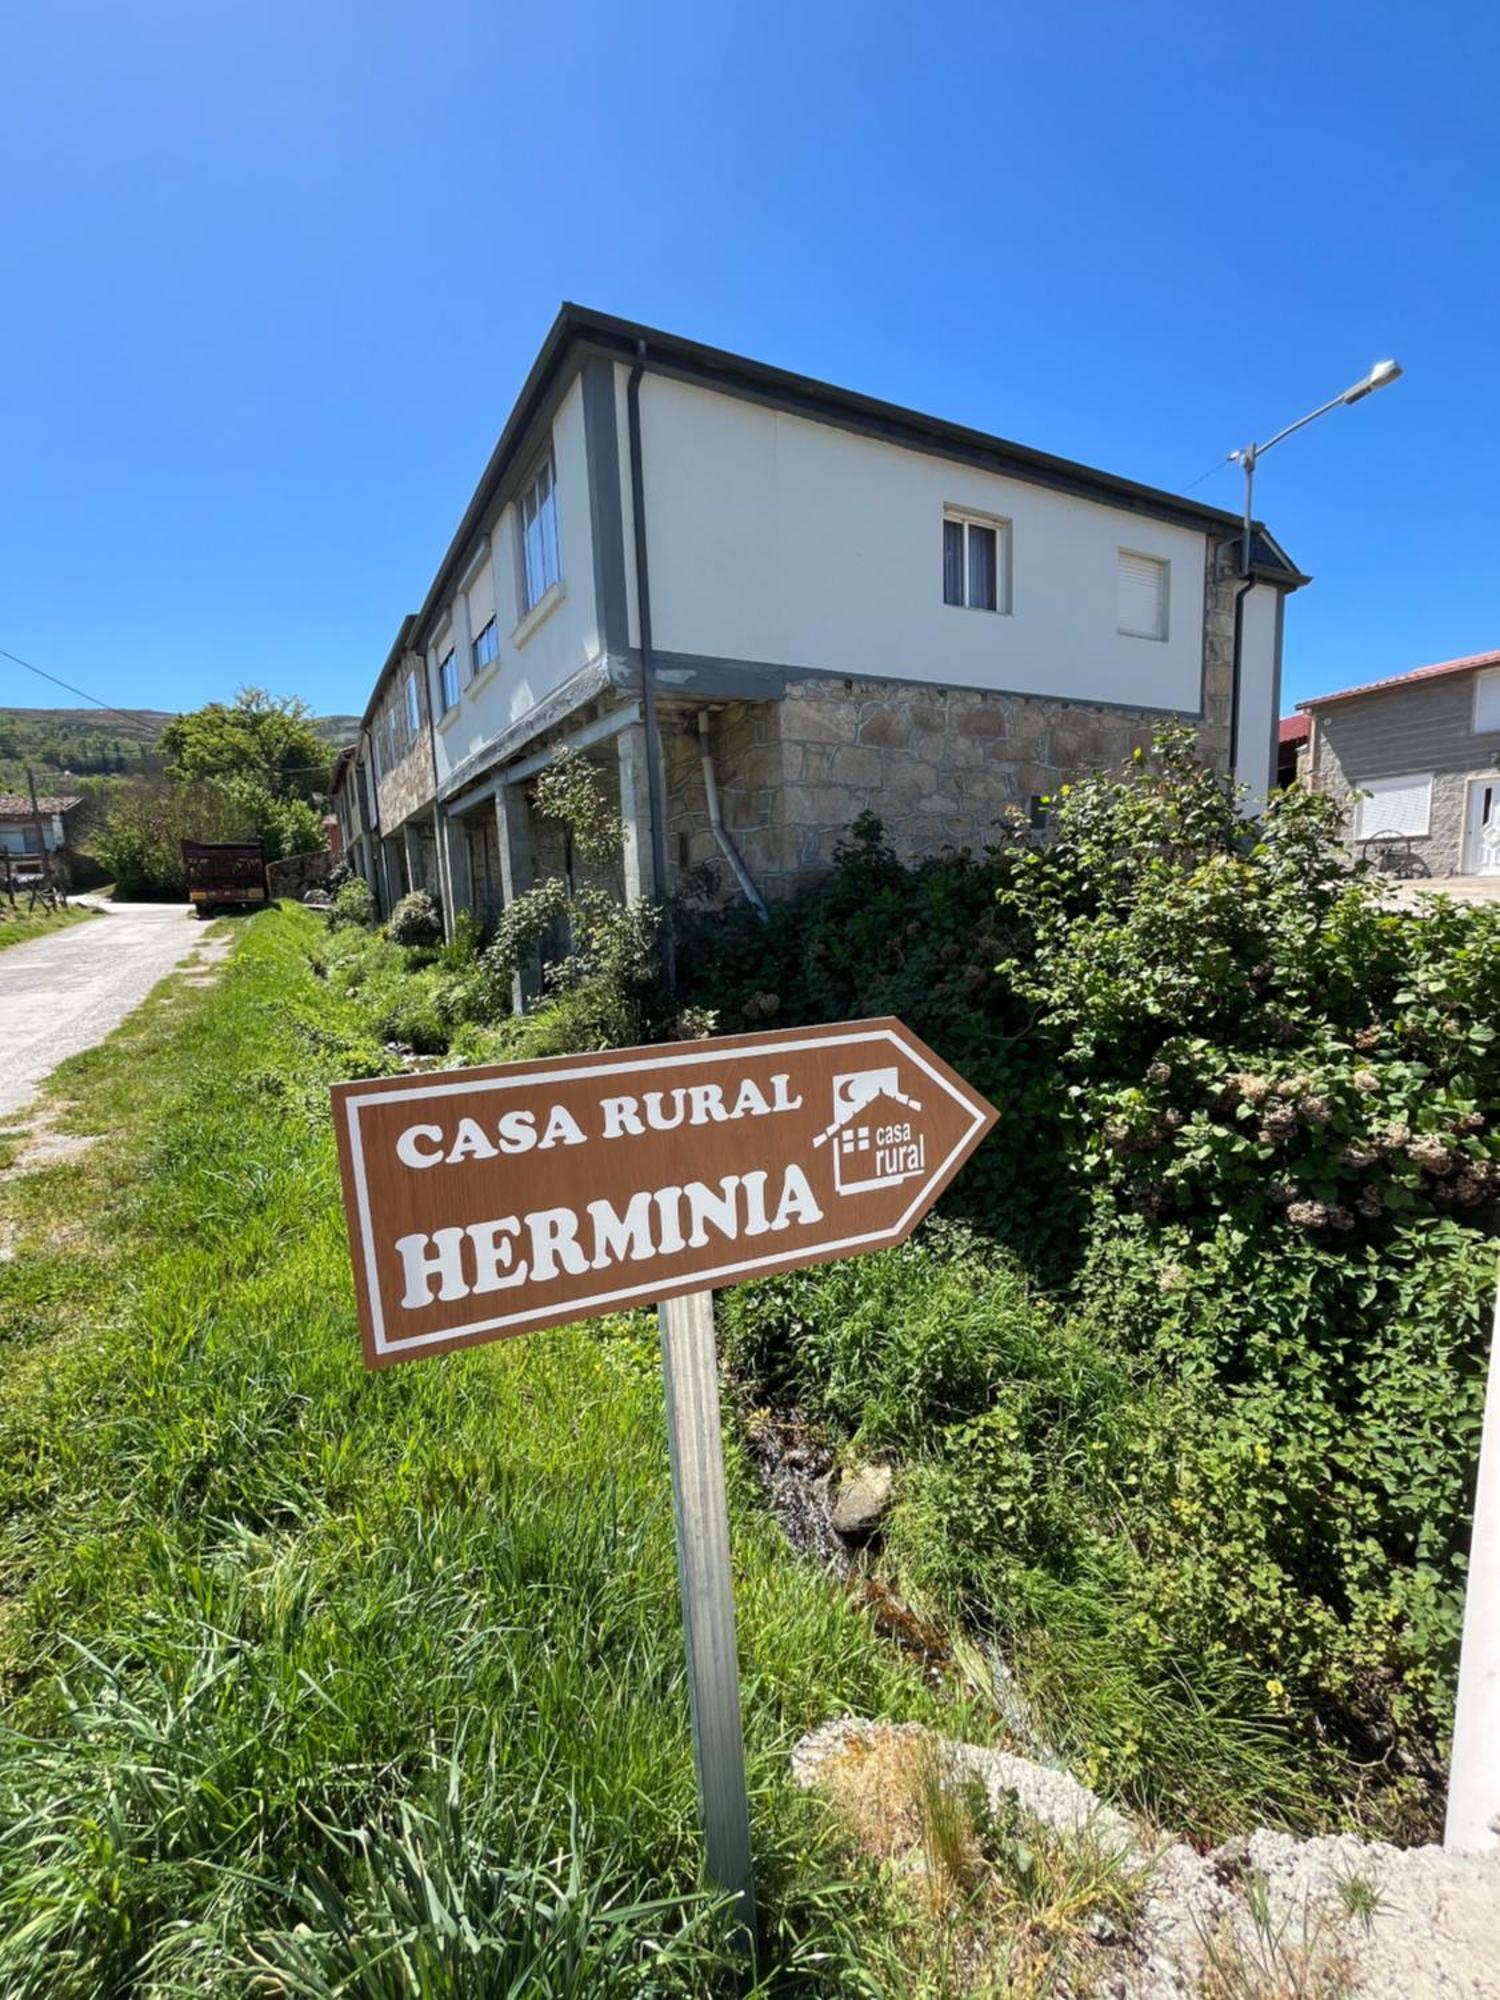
1278, 715, 1310, 745
1299, 648, 1500, 713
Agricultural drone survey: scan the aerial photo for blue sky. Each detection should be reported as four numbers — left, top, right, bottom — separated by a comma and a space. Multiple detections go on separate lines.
2, 0, 1494, 724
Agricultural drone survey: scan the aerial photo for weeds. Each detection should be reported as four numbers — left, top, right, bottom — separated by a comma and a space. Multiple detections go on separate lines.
1333, 1870, 1383, 1924
816, 1726, 1144, 1996
1198, 1868, 1357, 2000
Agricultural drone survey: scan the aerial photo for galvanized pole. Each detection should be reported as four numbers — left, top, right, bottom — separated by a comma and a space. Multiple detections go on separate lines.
658, 1288, 757, 1950
1446, 1279, 1500, 1852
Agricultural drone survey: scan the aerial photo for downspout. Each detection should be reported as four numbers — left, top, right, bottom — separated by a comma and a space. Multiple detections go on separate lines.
626, 342, 674, 983
697, 711, 768, 922
414, 649, 456, 939
1225, 531, 1258, 788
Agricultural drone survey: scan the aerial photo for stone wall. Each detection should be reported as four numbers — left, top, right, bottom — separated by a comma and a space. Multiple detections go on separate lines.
658, 542, 1242, 903
373, 658, 436, 833
266, 849, 336, 901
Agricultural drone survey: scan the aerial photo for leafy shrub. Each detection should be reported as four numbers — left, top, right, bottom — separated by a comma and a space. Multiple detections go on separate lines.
707, 729, 1499, 1837
479, 750, 665, 1052
996, 729, 1500, 1243
330, 877, 376, 929
386, 888, 444, 948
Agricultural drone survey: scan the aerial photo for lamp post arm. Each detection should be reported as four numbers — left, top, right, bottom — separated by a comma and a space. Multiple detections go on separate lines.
1257, 389, 1350, 458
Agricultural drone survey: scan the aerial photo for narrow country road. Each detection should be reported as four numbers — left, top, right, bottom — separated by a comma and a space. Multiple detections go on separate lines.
0, 902, 207, 1122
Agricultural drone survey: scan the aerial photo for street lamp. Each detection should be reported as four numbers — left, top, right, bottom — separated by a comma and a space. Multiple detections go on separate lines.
1230, 358, 1403, 576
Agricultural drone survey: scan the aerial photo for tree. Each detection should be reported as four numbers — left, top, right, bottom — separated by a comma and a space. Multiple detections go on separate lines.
159, 688, 328, 803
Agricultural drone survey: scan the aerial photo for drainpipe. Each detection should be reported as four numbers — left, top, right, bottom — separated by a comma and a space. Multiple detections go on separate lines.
697, 711, 768, 922
626, 340, 675, 984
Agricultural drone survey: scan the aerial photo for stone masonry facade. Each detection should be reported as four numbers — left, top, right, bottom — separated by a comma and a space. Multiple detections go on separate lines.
1307, 667, 1500, 878
660, 542, 1237, 902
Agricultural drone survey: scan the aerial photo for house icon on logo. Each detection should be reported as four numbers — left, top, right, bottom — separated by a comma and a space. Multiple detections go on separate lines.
813, 1067, 926, 1195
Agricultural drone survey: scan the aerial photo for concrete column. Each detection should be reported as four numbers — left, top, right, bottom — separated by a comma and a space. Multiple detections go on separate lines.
617, 720, 658, 902
495, 780, 539, 1011
440, 809, 471, 938
424, 808, 449, 935
379, 836, 400, 914
401, 823, 422, 902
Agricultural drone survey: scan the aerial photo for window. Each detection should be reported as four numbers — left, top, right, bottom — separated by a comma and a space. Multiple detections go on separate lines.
519, 453, 562, 613
1354, 773, 1432, 841
439, 648, 460, 713
384, 705, 399, 770
1474, 668, 1500, 734
1117, 550, 1169, 640
942, 511, 1009, 612
465, 557, 496, 677
471, 617, 498, 674
404, 670, 421, 737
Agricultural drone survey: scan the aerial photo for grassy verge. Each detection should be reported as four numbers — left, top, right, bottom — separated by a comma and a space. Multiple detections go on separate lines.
0, 900, 98, 950
0, 907, 980, 1995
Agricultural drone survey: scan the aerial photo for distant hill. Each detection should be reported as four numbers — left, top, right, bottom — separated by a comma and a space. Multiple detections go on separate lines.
0, 705, 360, 789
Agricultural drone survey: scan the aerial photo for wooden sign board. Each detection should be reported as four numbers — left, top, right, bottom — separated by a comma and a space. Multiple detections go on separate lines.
331, 1017, 998, 1367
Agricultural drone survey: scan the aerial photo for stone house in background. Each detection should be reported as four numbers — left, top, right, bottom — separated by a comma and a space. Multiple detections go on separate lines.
332, 304, 1306, 939
1298, 648, 1500, 881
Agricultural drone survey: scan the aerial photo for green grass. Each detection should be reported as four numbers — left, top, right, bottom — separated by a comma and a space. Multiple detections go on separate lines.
0, 899, 98, 950
0, 907, 972, 1995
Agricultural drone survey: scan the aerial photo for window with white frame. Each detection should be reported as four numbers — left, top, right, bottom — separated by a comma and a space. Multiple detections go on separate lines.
1117, 549, 1170, 640
404, 670, 421, 738
1354, 773, 1432, 841
1474, 668, 1500, 734
471, 618, 498, 674
465, 558, 496, 678
439, 647, 460, 713
942, 511, 1009, 612
519, 453, 562, 614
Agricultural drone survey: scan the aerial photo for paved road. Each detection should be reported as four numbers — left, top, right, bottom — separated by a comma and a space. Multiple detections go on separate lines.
0, 902, 204, 1122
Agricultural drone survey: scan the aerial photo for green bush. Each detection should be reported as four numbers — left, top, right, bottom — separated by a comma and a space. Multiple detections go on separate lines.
702, 729, 1499, 1837
330, 877, 376, 929
386, 888, 444, 948
479, 750, 666, 1052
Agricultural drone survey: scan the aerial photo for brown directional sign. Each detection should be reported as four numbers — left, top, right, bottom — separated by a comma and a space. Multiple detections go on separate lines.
331, 1017, 998, 1368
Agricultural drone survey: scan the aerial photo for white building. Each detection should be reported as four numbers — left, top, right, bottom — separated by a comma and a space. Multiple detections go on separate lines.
337, 306, 1304, 931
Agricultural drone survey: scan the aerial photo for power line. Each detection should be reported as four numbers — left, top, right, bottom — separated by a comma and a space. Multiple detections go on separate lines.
1181, 454, 1235, 494
0, 643, 339, 777
0, 643, 167, 736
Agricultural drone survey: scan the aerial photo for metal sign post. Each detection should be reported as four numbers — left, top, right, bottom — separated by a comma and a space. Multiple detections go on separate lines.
1446, 1279, 1500, 1853
659, 1289, 756, 1945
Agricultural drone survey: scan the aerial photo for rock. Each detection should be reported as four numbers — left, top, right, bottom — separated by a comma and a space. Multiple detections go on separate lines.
791, 1718, 1500, 1999
831, 1462, 895, 1540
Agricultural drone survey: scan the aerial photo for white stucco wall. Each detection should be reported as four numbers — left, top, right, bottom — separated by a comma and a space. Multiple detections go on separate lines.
629, 373, 1211, 715
1235, 583, 1280, 809
429, 374, 599, 790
